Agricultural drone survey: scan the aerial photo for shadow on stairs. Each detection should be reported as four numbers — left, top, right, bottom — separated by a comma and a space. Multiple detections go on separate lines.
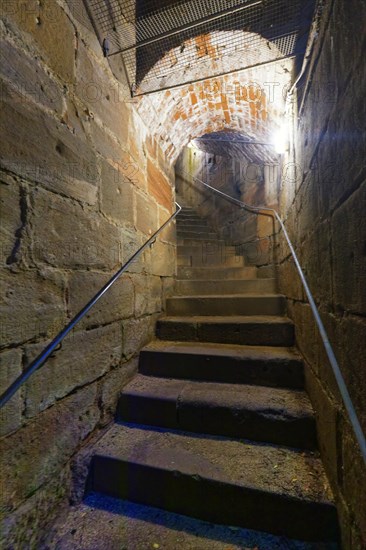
47, 205, 339, 550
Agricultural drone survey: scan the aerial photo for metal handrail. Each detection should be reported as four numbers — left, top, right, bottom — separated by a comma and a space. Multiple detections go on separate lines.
0, 202, 182, 409
180, 171, 366, 463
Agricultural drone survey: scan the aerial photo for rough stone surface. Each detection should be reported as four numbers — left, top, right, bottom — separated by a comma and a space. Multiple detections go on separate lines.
135, 191, 158, 236
120, 227, 144, 274
0, 348, 23, 437
67, 271, 134, 328
148, 241, 176, 277
0, 268, 65, 347
2, 0, 76, 82
1, 82, 99, 205
24, 323, 122, 417
158, 205, 176, 244
0, 384, 99, 514
166, 294, 286, 316
30, 188, 122, 270
341, 419, 366, 545
132, 274, 162, 317
47, 492, 337, 550
157, 315, 294, 347
101, 160, 135, 227
1, 466, 72, 550
99, 357, 138, 426
147, 158, 173, 210
331, 183, 366, 315
122, 316, 157, 358
90, 423, 337, 542
118, 374, 317, 449
0, 176, 22, 267
0, 33, 63, 114
140, 340, 304, 389
75, 41, 130, 141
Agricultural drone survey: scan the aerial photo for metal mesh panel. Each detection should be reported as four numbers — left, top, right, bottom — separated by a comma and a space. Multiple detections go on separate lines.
85, 0, 315, 95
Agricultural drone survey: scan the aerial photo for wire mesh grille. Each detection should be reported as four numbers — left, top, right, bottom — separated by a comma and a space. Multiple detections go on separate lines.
85, 0, 315, 95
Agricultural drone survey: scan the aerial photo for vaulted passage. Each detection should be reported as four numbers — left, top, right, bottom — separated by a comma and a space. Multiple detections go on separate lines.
0, 1, 365, 549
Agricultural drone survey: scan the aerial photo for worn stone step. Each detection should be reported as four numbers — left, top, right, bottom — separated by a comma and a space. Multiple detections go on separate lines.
177, 254, 245, 268
176, 216, 204, 223
176, 218, 209, 225
177, 237, 224, 246
177, 227, 216, 236
166, 295, 286, 316
177, 231, 217, 242
48, 493, 335, 550
176, 219, 210, 226
176, 216, 202, 224
178, 244, 234, 254
176, 214, 204, 223
117, 375, 317, 449
157, 315, 294, 346
90, 423, 338, 542
139, 341, 304, 389
174, 278, 277, 295
177, 230, 216, 238
177, 227, 213, 240
177, 265, 257, 280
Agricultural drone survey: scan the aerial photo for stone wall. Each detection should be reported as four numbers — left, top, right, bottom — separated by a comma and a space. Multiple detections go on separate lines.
0, 1, 175, 546
276, 0, 366, 546
175, 146, 279, 273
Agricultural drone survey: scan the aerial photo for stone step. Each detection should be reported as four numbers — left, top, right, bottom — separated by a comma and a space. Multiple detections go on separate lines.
177, 231, 216, 238
176, 219, 210, 227
176, 216, 204, 222
177, 237, 224, 246
48, 493, 334, 550
177, 254, 245, 268
178, 244, 236, 255
157, 315, 294, 346
117, 375, 317, 449
174, 278, 277, 295
177, 265, 257, 280
177, 213, 199, 218
139, 341, 304, 390
176, 216, 208, 225
90, 423, 338, 542
177, 229, 216, 236
177, 225, 213, 239
166, 295, 286, 316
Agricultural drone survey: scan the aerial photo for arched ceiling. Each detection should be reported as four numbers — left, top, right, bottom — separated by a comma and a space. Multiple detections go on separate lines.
135, 30, 294, 163
80, 0, 317, 163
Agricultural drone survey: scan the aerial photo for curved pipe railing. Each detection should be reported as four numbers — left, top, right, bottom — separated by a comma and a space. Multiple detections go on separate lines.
0, 202, 182, 409
180, 171, 366, 463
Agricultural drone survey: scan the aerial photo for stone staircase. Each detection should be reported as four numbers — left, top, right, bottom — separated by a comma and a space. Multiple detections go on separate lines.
49, 206, 339, 548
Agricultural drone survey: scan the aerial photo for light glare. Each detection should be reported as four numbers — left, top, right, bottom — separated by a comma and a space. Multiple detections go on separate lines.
273, 125, 288, 155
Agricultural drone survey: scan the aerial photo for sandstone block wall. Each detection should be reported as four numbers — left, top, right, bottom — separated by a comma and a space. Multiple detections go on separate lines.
0, 1, 175, 545
277, 0, 366, 546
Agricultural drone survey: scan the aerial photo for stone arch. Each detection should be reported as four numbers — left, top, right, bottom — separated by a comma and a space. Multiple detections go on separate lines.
135, 30, 294, 162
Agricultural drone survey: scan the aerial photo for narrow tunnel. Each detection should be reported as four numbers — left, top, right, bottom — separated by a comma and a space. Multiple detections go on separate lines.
0, 1, 365, 548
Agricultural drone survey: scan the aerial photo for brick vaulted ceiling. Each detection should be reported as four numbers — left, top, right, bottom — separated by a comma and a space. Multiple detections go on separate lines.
134, 33, 293, 163
82, 0, 317, 162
